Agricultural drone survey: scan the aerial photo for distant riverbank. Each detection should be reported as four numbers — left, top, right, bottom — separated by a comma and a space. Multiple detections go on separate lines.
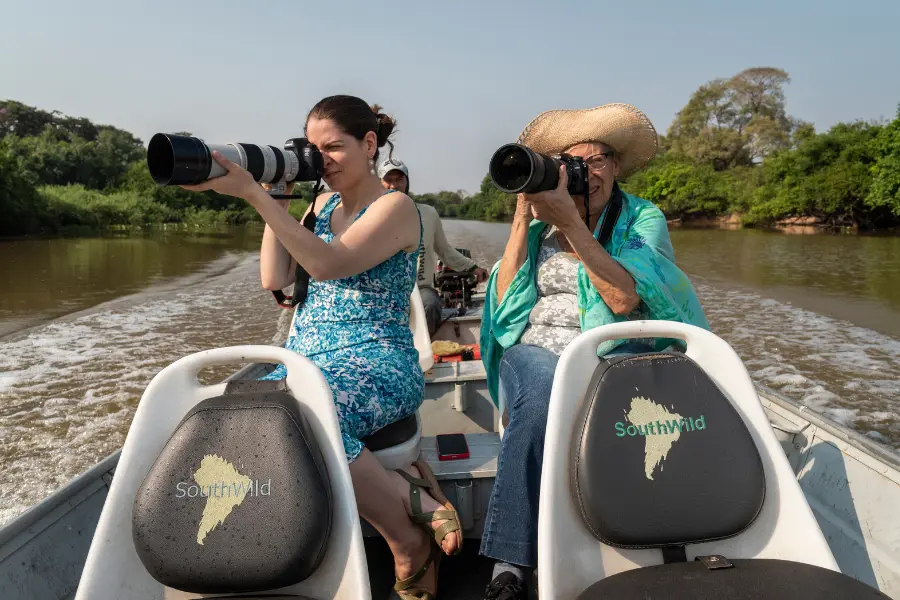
664, 213, 900, 235
4, 76, 900, 238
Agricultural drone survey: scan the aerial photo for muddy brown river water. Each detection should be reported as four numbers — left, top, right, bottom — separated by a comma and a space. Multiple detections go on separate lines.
1, 221, 898, 525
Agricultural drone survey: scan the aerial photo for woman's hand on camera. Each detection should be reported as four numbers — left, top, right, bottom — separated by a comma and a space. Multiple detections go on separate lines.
514, 194, 533, 222
180, 151, 258, 200
523, 165, 581, 231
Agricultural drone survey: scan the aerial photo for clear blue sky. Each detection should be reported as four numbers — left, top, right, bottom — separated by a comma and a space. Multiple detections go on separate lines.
2, 0, 899, 193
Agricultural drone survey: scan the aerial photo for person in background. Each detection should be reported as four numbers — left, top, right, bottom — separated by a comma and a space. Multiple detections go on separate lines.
378, 157, 489, 336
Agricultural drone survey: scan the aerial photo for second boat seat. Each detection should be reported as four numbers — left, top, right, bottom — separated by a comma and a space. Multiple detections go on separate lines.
76, 346, 371, 599
538, 322, 877, 600
577, 557, 890, 599
363, 414, 419, 452
571, 352, 766, 550
365, 286, 432, 470
568, 351, 890, 600
369, 412, 423, 470
132, 380, 331, 595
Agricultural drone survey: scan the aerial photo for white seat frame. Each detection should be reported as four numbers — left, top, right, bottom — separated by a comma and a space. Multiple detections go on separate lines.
371, 287, 432, 469
409, 285, 435, 374
537, 321, 839, 600
76, 346, 371, 600
371, 411, 424, 471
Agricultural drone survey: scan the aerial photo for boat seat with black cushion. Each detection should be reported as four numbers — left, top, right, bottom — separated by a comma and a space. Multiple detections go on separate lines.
572, 352, 766, 551
366, 286, 432, 470
363, 414, 419, 452
368, 411, 423, 470
577, 557, 890, 599
76, 346, 370, 600
569, 353, 888, 599
133, 380, 331, 595
538, 322, 856, 600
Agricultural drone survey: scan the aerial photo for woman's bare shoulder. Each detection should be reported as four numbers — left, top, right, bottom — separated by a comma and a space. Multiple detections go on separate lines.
372, 190, 418, 214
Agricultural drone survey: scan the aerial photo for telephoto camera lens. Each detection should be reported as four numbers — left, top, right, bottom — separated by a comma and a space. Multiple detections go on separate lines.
489, 143, 563, 194
489, 143, 588, 196
147, 134, 305, 186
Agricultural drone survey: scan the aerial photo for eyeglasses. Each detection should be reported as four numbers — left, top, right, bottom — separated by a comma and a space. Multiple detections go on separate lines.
584, 153, 613, 172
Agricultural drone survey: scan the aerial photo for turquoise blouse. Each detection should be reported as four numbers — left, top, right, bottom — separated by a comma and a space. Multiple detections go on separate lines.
480, 190, 710, 406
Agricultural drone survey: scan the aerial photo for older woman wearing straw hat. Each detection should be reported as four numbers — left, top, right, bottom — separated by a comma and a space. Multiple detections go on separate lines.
478, 104, 710, 598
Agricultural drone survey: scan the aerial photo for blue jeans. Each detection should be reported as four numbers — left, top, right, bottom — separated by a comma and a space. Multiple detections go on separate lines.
479, 341, 654, 567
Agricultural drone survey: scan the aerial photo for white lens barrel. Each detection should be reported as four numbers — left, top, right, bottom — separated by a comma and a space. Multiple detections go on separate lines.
205, 143, 245, 179
280, 149, 301, 183
178, 141, 304, 184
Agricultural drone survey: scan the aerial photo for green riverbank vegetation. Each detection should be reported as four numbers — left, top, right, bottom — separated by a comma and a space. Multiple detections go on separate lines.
0, 101, 312, 236
2, 67, 898, 237
413, 68, 900, 231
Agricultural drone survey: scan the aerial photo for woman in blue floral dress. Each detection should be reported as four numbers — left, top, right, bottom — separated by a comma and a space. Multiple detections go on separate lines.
260, 188, 424, 463
180, 95, 460, 599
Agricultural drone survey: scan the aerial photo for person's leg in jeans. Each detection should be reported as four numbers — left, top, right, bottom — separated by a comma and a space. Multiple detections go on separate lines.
480, 343, 559, 596
479, 340, 657, 597
419, 286, 442, 337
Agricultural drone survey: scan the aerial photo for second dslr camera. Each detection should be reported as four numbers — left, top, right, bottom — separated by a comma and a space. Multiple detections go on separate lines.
488, 143, 589, 196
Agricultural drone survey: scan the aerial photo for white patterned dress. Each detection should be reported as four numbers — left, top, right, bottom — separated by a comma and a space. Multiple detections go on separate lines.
519, 226, 583, 354
519, 226, 652, 355
262, 192, 425, 462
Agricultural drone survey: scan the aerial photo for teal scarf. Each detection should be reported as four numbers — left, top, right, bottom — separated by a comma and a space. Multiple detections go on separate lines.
480, 190, 710, 406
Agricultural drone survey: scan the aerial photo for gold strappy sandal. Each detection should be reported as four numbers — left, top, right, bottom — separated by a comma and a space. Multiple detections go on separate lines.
395, 459, 463, 556
389, 542, 441, 600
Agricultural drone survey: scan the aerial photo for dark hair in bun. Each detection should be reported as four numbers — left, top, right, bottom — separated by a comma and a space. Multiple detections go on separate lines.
306, 95, 397, 162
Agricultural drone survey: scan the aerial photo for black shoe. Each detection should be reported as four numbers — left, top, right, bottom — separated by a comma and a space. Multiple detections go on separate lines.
484, 571, 526, 600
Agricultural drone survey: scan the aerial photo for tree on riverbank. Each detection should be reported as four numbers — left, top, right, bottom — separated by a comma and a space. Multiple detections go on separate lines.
0, 138, 44, 235
427, 68, 899, 230
0, 100, 266, 235
412, 177, 517, 222
622, 68, 900, 229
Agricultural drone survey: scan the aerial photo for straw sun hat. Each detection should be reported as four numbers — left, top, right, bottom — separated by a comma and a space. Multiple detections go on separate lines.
517, 103, 659, 178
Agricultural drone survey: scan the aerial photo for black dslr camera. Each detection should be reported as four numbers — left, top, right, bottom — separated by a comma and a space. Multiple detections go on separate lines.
488, 142, 593, 226
488, 143, 588, 196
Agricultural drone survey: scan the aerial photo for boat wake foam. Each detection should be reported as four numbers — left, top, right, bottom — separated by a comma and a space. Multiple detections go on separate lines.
0, 252, 282, 527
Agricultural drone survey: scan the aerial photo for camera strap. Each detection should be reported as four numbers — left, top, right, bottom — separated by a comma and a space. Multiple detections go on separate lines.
579, 160, 591, 230
271, 178, 324, 309
584, 191, 590, 232
596, 183, 623, 248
